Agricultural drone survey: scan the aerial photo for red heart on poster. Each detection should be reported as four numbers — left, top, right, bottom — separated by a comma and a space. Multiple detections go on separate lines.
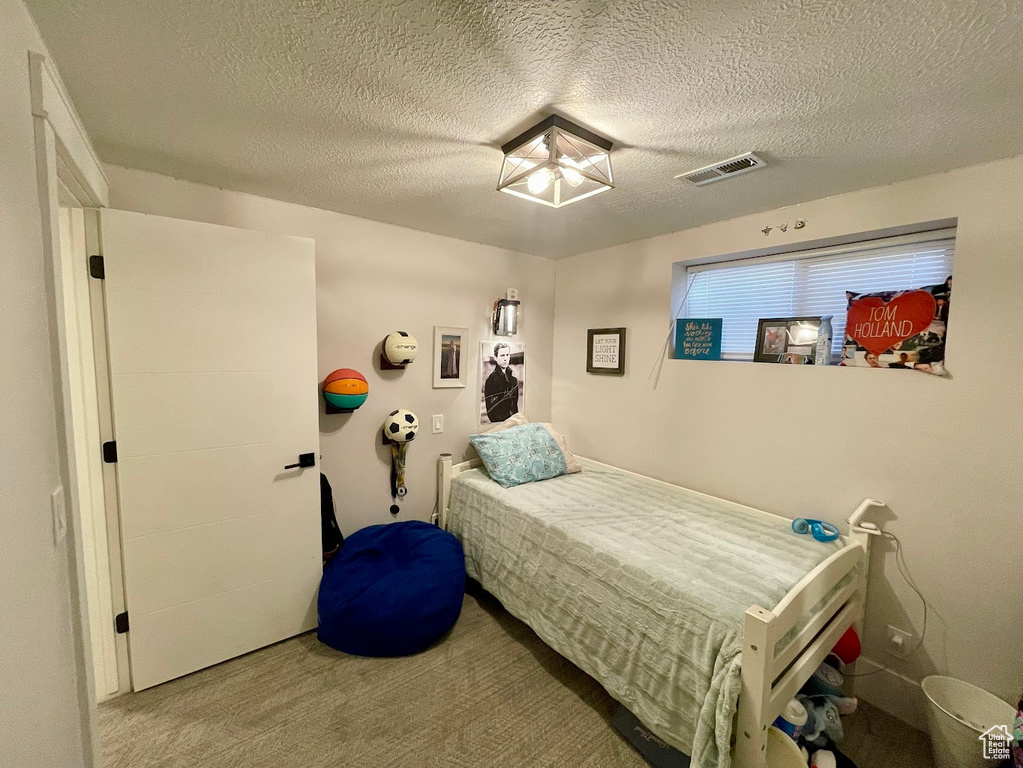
846, 291, 936, 356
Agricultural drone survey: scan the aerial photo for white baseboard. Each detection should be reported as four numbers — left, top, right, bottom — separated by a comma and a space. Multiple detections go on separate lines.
850, 656, 929, 733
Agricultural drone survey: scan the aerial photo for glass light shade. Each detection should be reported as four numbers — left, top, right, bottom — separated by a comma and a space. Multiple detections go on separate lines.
493, 299, 520, 336
497, 116, 613, 208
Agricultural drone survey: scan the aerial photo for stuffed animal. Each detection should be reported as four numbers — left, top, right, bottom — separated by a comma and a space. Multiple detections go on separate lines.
798, 695, 846, 747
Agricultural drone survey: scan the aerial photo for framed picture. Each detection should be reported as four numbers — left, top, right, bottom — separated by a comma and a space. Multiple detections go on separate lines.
754, 317, 821, 364
432, 326, 468, 388
587, 328, 626, 375
479, 340, 525, 425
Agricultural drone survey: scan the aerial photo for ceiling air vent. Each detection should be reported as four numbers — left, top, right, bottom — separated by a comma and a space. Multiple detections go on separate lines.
676, 152, 767, 187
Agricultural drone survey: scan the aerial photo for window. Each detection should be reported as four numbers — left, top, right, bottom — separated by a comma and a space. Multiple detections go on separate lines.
676, 229, 956, 360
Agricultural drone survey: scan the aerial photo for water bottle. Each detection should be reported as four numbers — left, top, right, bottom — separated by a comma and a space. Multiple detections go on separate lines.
815, 315, 833, 366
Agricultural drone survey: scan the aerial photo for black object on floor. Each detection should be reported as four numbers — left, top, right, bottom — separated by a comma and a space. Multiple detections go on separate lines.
611, 705, 691, 768
320, 472, 343, 560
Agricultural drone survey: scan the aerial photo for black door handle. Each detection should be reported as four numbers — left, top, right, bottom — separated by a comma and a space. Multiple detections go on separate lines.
284, 453, 316, 470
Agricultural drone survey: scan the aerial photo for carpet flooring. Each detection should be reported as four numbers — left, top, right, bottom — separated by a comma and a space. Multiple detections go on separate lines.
99, 588, 933, 768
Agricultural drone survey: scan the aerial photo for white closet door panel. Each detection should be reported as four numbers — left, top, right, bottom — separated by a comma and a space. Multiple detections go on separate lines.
122, 507, 312, 615
127, 574, 319, 691
102, 210, 267, 297
100, 210, 319, 691
268, 234, 318, 452
117, 444, 273, 539
111, 371, 270, 457
105, 286, 268, 374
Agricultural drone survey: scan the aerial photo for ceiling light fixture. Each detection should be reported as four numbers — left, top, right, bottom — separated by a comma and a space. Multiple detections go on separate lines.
497, 115, 614, 208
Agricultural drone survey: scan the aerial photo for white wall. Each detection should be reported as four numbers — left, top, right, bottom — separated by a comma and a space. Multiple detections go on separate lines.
104, 165, 555, 535
0, 0, 91, 765
552, 155, 1023, 728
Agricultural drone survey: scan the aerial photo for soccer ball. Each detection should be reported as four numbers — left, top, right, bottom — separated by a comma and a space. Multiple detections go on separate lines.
382, 409, 419, 442
383, 331, 418, 365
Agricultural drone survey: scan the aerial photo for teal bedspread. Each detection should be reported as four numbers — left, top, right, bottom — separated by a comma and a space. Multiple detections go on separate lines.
448, 459, 843, 768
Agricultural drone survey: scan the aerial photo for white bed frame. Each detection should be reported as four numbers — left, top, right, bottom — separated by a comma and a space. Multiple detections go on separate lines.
436, 453, 884, 768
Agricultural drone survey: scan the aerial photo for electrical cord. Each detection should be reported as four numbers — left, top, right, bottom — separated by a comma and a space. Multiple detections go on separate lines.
648, 273, 701, 383
845, 530, 928, 678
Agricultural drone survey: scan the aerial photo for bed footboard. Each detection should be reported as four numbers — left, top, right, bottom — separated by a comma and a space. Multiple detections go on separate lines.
733, 499, 884, 768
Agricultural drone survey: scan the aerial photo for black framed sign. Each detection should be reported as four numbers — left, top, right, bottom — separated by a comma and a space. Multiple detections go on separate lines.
587, 328, 626, 375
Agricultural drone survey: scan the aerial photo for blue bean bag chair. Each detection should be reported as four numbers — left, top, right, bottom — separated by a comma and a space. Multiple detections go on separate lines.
317, 520, 465, 657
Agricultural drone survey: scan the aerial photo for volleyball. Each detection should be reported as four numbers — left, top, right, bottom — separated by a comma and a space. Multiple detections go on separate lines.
383, 331, 418, 366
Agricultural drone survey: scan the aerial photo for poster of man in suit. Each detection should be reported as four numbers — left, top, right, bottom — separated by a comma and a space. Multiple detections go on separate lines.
479, 341, 525, 425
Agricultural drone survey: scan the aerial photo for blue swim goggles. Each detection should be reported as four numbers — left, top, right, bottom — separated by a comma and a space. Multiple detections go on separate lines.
791, 518, 840, 542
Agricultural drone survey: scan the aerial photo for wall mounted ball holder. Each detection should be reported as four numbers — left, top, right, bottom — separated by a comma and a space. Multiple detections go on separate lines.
380, 331, 419, 370
322, 368, 368, 414
382, 409, 419, 515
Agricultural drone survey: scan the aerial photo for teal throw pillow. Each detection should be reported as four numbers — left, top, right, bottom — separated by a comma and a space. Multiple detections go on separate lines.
469, 423, 579, 488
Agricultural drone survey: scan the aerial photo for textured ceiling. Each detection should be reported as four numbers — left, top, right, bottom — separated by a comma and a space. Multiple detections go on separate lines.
26, 0, 1023, 258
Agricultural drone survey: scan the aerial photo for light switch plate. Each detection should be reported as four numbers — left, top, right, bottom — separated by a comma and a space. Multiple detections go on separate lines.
432, 414, 443, 434
51, 485, 66, 545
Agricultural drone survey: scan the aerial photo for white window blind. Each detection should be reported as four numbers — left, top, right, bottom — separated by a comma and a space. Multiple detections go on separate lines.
680, 230, 956, 359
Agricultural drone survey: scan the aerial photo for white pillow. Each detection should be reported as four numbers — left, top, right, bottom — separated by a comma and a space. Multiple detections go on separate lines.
481, 412, 529, 433
467, 413, 529, 463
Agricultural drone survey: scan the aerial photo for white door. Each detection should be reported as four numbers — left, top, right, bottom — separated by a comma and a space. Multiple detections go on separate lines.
100, 209, 321, 690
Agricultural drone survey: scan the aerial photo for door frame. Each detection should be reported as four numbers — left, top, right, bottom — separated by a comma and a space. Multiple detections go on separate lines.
30, 49, 112, 768
57, 205, 130, 703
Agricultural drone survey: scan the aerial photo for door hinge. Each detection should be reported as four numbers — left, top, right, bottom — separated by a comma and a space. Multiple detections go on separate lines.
102, 441, 117, 463
114, 612, 129, 634
89, 254, 105, 279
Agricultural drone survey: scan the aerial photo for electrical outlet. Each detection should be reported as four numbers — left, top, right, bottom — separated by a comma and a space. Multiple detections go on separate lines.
432, 414, 443, 434
886, 625, 913, 658
51, 485, 66, 545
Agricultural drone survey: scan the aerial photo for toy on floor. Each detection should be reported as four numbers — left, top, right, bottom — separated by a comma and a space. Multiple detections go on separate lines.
773, 698, 809, 739
810, 749, 837, 768
804, 659, 845, 697
797, 652, 859, 750
831, 627, 862, 665
798, 694, 847, 747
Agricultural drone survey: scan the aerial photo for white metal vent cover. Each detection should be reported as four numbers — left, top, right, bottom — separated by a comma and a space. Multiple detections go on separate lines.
676, 152, 767, 186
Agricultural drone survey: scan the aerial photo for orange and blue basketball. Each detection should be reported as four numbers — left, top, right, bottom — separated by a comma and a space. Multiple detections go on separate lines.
323, 368, 368, 413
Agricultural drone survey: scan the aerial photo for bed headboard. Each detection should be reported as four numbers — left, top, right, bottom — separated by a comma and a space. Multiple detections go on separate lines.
436, 453, 483, 529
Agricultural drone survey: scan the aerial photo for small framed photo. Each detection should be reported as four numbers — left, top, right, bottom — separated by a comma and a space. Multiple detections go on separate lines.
433, 326, 468, 388
754, 317, 821, 364
587, 327, 626, 375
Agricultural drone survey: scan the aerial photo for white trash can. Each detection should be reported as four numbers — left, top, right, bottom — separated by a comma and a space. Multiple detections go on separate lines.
921, 675, 1016, 768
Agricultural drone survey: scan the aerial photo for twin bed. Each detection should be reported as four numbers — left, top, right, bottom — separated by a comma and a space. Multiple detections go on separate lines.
436, 451, 882, 768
